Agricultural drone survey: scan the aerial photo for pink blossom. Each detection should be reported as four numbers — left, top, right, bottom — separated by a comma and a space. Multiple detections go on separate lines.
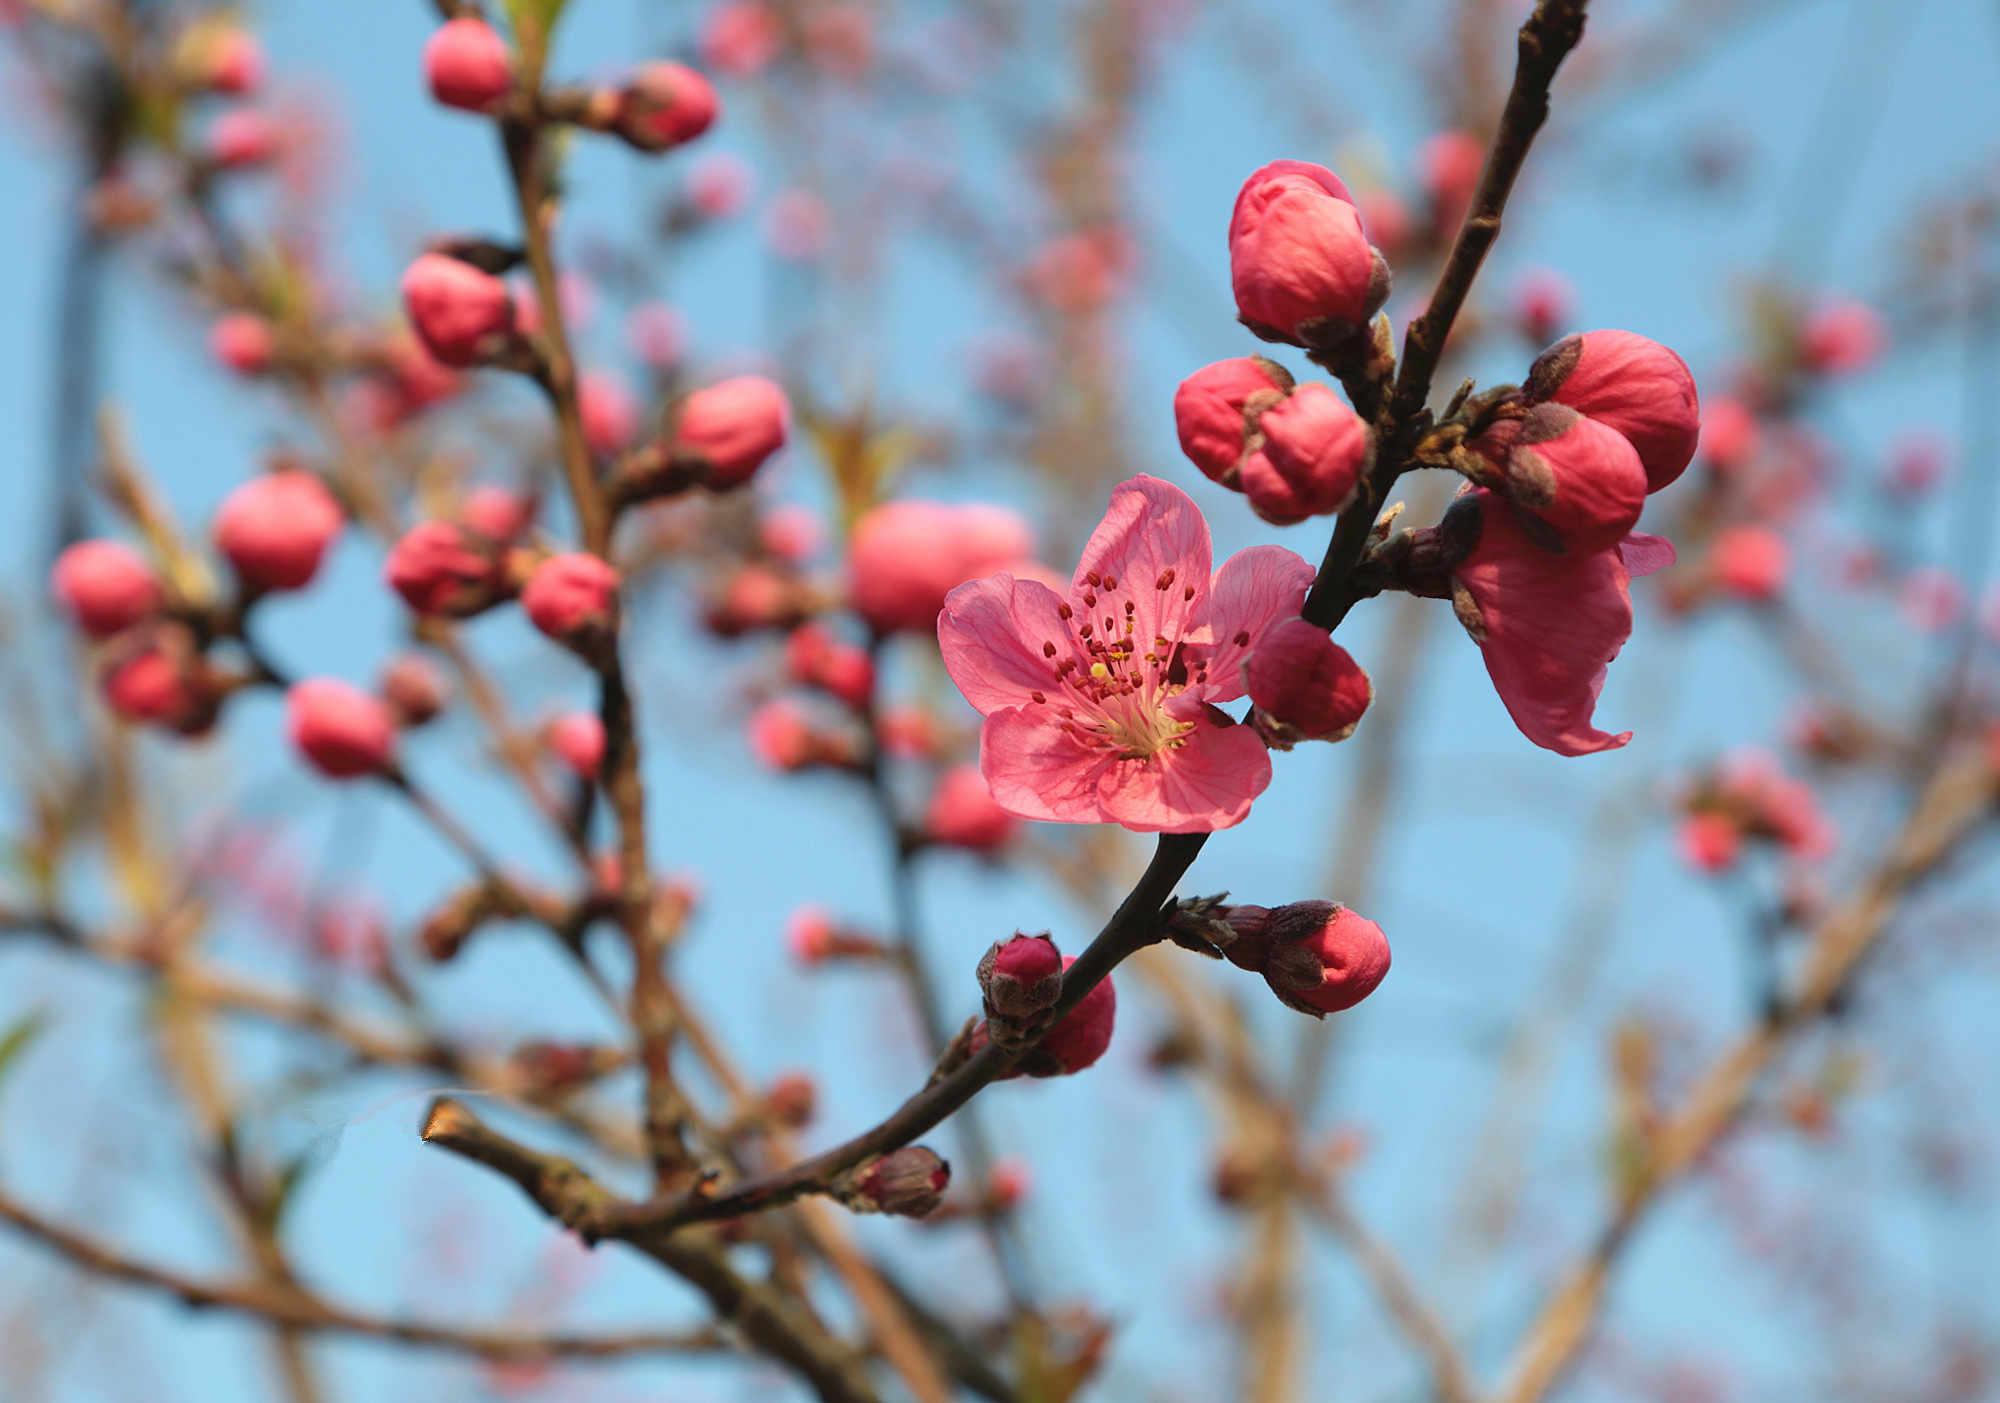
1229, 160, 1387, 349
423, 17, 512, 112
978, 933, 1061, 1018
848, 499, 1037, 635
1885, 432, 1949, 497
758, 504, 823, 562
460, 486, 533, 543
209, 108, 279, 169
1678, 812, 1741, 873
548, 712, 607, 779
385, 520, 508, 616
1417, 129, 1485, 230
53, 540, 160, 639
706, 564, 803, 636
577, 371, 640, 458
939, 475, 1315, 833
1022, 229, 1130, 314
1450, 488, 1673, 757
1700, 397, 1760, 474
877, 706, 940, 759
210, 312, 275, 374
926, 764, 1015, 851
687, 153, 754, 218
700, 1, 784, 77
214, 471, 345, 592
1524, 330, 1700, 494
672, 376, 791, 489
379, 654, 447, 727
402, 253, 514, 368
1356, 189, 1413, 256
1244, 618, 1372, 747
522, 553, 620, 647
784, 623, 874, 708
102, 632, 218, 734
1473, 404, 1648, 554
1710, 524, 1787, 601
287, 678, 395, 779
785, 905, 837, 962
1013, 956, 1113, 1076
749, 699, 816, 770
1512, 268, 1573, 346
765, 189, 829, 260
1800, 298, 1886, 377
1239, 382, 1367, 526
1173, 355, 1293, 487
625, 301, 686, 367
198, 29, 265, 95
614, 62, 719, 152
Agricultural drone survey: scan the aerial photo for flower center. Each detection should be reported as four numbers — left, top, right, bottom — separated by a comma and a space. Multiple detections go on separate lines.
1034, 567, 1213, 761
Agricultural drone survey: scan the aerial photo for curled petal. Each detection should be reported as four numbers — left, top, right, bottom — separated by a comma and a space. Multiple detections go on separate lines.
1619, 532, 1677, 578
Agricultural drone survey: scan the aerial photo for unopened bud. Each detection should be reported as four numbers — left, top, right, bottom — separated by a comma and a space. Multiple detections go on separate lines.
976, 932, 1063, 1024
612, 62, 719, 152
1220, 901, 1390, 1017
1245, 618, 1373, 749
521, 552, 620, 650
764, 1072, 817, 1129
838, 1146, 950, 1218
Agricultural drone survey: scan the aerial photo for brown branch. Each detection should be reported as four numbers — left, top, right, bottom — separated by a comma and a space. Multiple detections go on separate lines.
1492, 750, 1998, 1403
0, 1185, 725, 1359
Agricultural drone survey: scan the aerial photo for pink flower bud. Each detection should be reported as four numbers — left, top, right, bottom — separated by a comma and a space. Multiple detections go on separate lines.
614, 62, 719, 152
101, 634, 220, 734
1475, 404, 1648, 554
764, 1072, 816, 1128
1245, 618, 1372, 747
209, 108, 279, 168
1523, 331, 1701, 494
460, 486, 533, 542
1512, 267, 1572, 346
687, 152, 754, 218
1699, 396, 1759, 475
749, 698, 815, 770
287, 678, 395, 779
52, 540, 160, 639
522, 553, 620, 647
672, 376, 791, 489
401, 253, 515, 368
786, 904, 837, 962
1172, 355, 1293, 487
214, 471, 345, 592
1029, 956, 1114, 1075
700, 0, 784, 77
385, 520, 508, 616
926, 764, 1014, 851
1800, 298, 1886, 377
877, 705, 940, 759
1678, 812, 1742, 874
1230, 159, 1388, 349
1418, 129, 1485, 230
706, 564, 804, 636
1222, 901, 1389, 1016
578, 371, 640, 458
1239, 382, 1367, 526
758, 504, 823, 562
844, 1146, 949, 1217
200, 29, 264, 95
848, 500, 1036, 635
1710, 524, 1787, 601
423, 17, 513, 112
1899, 566, 1963, 634
210, 312, 274, 374
379, 654, 447, 727
1885, 432, 1948, 497
625, 301, 686, 367
977, 932, 1062, 1019
784, 624, 874, 708
548, 712, 607, 778
987, 1159, 1030, 1210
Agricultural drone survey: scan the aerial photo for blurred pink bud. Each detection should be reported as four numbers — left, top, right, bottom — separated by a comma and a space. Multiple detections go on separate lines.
786, 904, 837, 961
804, 4, 873, 77
209, 108, 279, 168
1475, 404, 1648, 554
522, 553, 620, 646
700, 1, 784, 77
848, 500, 1035, 635
673, 375, 791, 489
1710, 524, 1787, 601
1221, 901, 1390, 1015
379, 654, 447, 727
687, 152, 754, 218
1678, 812, 1741, 873
1240, 382, 1367, 526
1230, 160, 1387, 349
1245, 618, 1372, 747
201, 30, 265, 95
706, 564, 802, 636
1173, 355, 1293, 487
1700, 396, 1759, 475
401, 253, 514, 368
1418, 129, 1485, 229
53, 540, 160, 639
1512, 267, 1573, 346
1885, 432, 1949, 497
1524, 330, 1701, 494
765, 1071, 816, 1128
102, 637, 218, 733
846, 1146, 949, 1217
987, 1159, 1030, 1210
215, 471, 345, 592
1356, 189, 1412, 255
1801, 298, 1886, 376
578, 371, 640, 458
749, 698, 815, 769
758, 504, 823, 562
784, 624, 874, 709
877, 705, 940, 758
548, 712, 607, 778
210, 312, 275, 374
287, 678, 395, 778
765, 189, 829, 260
625, 301, 686, 367
385, 520, 507, 616
1899, 566, 1964, 633
614, 62, 719, 152
978, 932, 1061, 1019
1022, 229, 1130, 314
424, 17, 513, 112
460, 486, 533, 542
926, 764, 1015, 851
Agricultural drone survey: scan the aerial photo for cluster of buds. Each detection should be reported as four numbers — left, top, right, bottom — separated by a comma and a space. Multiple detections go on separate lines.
966, 946, 1116, 1078
1169, 897, 1391, 1018
1677, 749, 1835, 874
1174, 356, 1367, 526
384, 489, 535, 618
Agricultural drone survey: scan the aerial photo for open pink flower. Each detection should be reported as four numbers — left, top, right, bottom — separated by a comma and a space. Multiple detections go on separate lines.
940, 475, 1315, 833
1451, 488, 1673, 757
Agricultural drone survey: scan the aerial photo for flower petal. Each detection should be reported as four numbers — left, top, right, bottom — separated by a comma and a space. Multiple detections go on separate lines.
1071, 475, 1213, 654
939, 574, 1079, 716
1094, 711, 1272, 833
1619, 531, 1676, 578
978, 706, 1122, 823
1190, 544, 1317, 702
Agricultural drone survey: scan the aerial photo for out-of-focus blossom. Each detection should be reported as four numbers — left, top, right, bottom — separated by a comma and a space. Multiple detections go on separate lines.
687, 152, 755, 218
578, 371, 640, 458
625, 301, 686, 368
1417, 128, 1484, 230
461, 486, 533, 543
1022, 228, 1131, 315
672, 376, 791, 489
758, 504, 823, 562
522, 553, 620, 647
287, 679, 395, 778
1710, 524, 1787, 601
925, 765, 1015, 851
209, 108, 280, 168
1899, 567, 1964, 633
385, 521, 509, 616
210, 312, 275, 374
53, 540, 161, 639
1512, 268, 1574, 347
613, 62, 720, 152
214, 471, 346, 592
402, 253, 514, 368
1800, 298, 1887, 377
102, 630, 221, 734
423, 17, 512, 112
784, 623, 874, 709
700, 1, 784, 77
548, 712, 607, 779
1678, 811, 1742, 873
804, 5, 873, 77
765, 189, 830, 260
1699, 396, 1760, 475
379, 654, 447, 727
848, 500, 1039, 635
1885, 432, 1949, 497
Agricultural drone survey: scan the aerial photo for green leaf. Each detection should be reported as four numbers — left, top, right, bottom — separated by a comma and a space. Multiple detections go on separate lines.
0, 1008, 49, 1095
